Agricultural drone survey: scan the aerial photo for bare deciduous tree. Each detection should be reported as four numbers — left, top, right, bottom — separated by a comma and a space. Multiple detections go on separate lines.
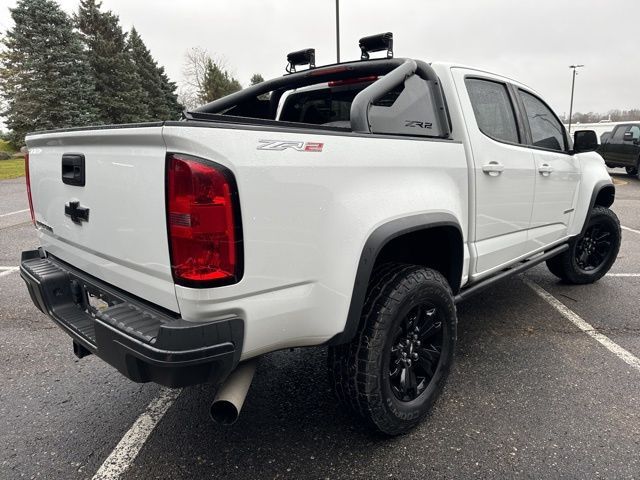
179, 47, 241, 110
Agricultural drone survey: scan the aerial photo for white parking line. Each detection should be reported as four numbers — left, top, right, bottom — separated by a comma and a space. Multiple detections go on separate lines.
523, 278, 640, 372
0, 267, 19, 277
606, 273, 640, 277
0, 208, 28, 218
92, 388, 182, 480
622, 225, 640, 235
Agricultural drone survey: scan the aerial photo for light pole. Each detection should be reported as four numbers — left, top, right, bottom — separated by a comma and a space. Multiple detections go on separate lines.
567, 64, 584, 134
335, 0, 340, 63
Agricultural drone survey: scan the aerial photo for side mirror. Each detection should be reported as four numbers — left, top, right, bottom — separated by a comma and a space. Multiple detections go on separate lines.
623, 131, 634, 141
573, 130, 598, 153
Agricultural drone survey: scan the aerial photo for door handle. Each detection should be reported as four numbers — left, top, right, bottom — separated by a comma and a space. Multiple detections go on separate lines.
482, 161, 504, 177
538, 164, 554, 176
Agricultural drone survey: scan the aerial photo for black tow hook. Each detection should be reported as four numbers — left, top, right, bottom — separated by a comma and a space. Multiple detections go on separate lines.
73, 341, 92, 359
69, 279, 85, 307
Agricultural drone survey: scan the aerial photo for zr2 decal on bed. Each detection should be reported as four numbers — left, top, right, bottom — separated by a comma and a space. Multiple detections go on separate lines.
257, 140, 324, 152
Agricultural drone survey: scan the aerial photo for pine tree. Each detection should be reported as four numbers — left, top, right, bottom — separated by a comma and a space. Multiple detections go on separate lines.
0, 0, 98, 146
127, 28, 182, 120
157, 66, 183, 119
76, 0, 147, 124
250, 73, 265, 86
199, 59, 242, 103
126, 27, 167, 120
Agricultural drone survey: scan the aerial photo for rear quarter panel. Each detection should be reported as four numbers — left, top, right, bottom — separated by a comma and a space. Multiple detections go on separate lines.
163, 124, 468, 358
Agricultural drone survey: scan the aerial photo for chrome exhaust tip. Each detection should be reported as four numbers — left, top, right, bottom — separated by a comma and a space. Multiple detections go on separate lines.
209, 360, 257, 425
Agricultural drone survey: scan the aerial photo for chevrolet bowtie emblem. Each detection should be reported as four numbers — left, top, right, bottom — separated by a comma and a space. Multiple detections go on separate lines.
64, 201, 90, 224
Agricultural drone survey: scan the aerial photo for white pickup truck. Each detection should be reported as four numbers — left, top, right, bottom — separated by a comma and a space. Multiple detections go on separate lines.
21, 34, 620, 435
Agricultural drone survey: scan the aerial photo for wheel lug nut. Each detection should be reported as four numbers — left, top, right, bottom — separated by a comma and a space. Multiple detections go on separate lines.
411, 353, 418, 360
415, 341, 421, 347
406, 359, 412, 366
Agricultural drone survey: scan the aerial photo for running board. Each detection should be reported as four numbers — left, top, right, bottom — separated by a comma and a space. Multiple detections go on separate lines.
454, 243, 569, 303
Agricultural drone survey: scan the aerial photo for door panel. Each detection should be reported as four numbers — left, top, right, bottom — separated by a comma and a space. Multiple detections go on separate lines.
517, 89, 581, 249
454, 70, 536, 275
606, 125, 629, 165
621, 125, 640, 166
528, 150, 581, 248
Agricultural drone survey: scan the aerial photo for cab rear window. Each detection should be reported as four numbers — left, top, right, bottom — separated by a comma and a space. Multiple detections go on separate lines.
279, 88, 357, 125
279, 83, 402, 127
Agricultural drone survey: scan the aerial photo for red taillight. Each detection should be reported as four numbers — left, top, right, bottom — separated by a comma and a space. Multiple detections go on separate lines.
166, 154, 242, 287
24, 152, 35, 225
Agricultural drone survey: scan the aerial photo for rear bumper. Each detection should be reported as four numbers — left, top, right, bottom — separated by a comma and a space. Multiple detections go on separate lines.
20, 249, 243, 388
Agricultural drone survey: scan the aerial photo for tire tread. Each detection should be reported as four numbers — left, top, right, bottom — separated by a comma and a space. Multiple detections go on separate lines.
328, 263, 456, 435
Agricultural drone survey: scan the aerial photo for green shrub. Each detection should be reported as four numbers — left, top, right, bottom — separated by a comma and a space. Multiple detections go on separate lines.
0, 140, 14, 154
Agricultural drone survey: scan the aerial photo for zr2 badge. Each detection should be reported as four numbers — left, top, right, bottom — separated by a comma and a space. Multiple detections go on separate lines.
257, 140, 324, 152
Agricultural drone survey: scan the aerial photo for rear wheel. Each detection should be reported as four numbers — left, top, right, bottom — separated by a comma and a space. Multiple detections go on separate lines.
546, 206, 621, 284
328, 264, 456, 435
625, 165, 639, 177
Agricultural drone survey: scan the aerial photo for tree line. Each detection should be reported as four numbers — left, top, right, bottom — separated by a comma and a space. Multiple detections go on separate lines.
0, 0, 266, 149
560, 109, 640, 125
0, 0, 182, 147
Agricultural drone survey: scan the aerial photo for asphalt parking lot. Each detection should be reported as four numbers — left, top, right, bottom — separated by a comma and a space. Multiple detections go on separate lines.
1, 171, 639, 479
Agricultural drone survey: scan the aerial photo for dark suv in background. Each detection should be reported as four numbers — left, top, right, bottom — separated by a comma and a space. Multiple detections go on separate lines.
599, 123, 640, 177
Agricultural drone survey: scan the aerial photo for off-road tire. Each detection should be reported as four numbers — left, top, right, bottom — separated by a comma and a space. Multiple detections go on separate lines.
546, 206, 621, 284
328, 263, 457, 436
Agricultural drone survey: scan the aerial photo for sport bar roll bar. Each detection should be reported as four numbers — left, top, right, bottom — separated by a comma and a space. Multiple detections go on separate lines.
350, 59, 414, 133
190, 58, 450, 139
350, 59, 450, 137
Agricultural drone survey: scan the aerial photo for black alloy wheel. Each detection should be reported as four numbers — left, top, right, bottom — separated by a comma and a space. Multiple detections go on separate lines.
388, 304, 443, 402
327, 264, 456, 435
574, 223, 616, 274
546, 206, 621, 284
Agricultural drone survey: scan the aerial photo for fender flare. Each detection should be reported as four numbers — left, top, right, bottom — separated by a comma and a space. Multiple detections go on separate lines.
580, 180, 615, 236
327, 212, 463, 346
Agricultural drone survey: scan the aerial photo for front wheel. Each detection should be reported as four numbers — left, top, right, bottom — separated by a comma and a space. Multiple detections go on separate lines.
328, 264, 456, 435
546, 206, 621, 284
625, 165, 639, 177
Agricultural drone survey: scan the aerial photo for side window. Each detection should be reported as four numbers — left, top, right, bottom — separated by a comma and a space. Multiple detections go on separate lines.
519, 90, 566, 152
628, 125, 640, 140
465, 78, 519, 144
611, 126, 627, 143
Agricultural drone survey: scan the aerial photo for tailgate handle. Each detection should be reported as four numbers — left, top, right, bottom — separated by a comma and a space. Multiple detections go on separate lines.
62, 153, 85, 186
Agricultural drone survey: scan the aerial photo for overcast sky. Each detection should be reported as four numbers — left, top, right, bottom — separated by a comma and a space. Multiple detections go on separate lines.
0, 0, 638, 118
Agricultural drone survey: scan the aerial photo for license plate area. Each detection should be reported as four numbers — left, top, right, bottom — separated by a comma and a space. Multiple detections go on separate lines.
79, 283, 122, 317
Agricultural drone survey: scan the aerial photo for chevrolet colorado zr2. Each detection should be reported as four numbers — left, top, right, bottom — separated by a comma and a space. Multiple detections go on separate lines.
20, 33, 620, 435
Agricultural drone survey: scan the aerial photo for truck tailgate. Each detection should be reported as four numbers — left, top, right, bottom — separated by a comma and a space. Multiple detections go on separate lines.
25, 125, 179, 312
